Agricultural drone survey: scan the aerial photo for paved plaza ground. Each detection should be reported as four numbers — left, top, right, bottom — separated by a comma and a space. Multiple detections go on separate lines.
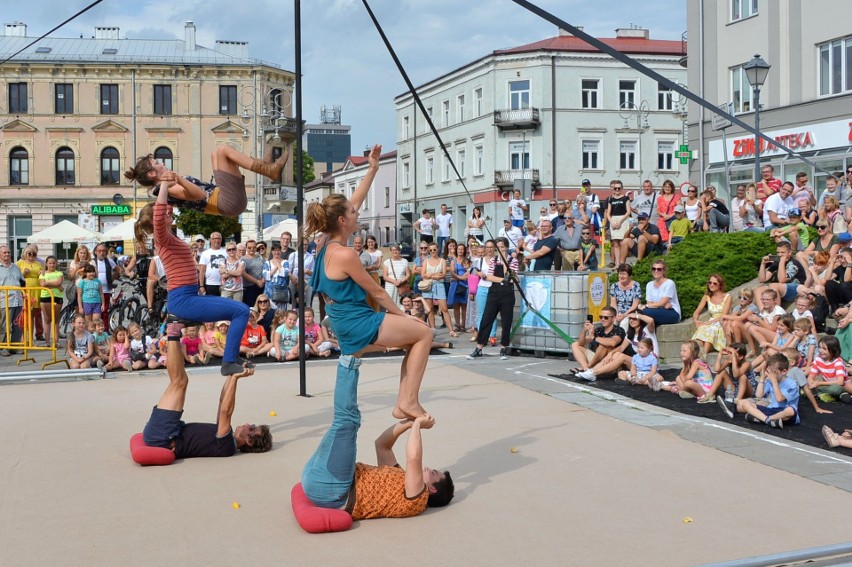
2, 347, 852, 566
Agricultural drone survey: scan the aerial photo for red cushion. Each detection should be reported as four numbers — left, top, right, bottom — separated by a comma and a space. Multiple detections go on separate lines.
129, 433, 176, 466
291, 483, 353, 533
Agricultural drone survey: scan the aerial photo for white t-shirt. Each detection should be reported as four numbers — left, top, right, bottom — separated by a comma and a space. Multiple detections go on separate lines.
499, 226, 523, 251
645, 278, 681, 316
435, 213, 453, 237
417, 216, 434, 237
763, 193, 795, 227
631, 192, 658, 224
199, 247, 227, 285
509, 199, 526, 220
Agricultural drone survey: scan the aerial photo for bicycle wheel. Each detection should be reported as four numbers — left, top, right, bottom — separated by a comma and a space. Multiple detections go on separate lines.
58, 304, 77, 339
122, 298, 144, 330
109, 300, 127, 331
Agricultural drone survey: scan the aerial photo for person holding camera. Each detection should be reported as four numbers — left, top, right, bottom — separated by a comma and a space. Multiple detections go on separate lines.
568, 306, 626, 381
755, 240, 809, 306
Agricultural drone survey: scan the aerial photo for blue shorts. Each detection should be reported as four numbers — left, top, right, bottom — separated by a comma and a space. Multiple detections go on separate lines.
782, 283, 799, 302
760, 402, 799, 425
83, 302, 101, 315
142, 406, 185, 447
512, 219, 525, 229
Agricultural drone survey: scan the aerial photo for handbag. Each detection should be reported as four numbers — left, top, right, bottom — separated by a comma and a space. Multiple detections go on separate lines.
390, 260, 411, 295
417, 279, 433, 292
272, 285, 290, 304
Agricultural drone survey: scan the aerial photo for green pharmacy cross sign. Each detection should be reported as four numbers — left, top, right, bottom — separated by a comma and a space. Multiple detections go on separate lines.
91, 204, 131, 215
676, 144, 692, 165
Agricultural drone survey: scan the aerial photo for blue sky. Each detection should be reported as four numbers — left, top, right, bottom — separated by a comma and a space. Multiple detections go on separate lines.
6, 0, 686, 153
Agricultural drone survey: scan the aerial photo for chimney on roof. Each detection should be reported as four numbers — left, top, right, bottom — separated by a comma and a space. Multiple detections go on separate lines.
185, 21, 196, 51
215, 40, 249, 60
95, 26, 120, 40
4, 22, 27, 37
615, 27, 649, 39
558, 26, 582, 37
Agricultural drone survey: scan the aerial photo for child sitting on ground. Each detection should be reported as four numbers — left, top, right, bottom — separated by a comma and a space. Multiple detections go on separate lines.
806, 335, 847, 404
617, 337, 661, 388
661, 341, 713, 400
782, 347, 830, 415
822, 425, 852, 449
240, 308, 272, 360
199, 321, 220, 361
67, 315, 96, 369
751, 314, 798, 374
791, 317, 817, 370
181, 324, 208, 366
733, 353, 800, 428
127, 323, 154, 371
790, 294, 817, 335
105, 325, 132, 372
90, 319, 110, 368
709, 343, 758, 417
270, 310, 300, 362
147, 334, 167, 369
210, 321, 229, 360
721, 287, 759, 346
301, 307, 333, 358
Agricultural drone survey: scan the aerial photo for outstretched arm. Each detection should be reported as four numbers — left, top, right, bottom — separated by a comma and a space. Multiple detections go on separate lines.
404, 414, 435, 498
350, 144, 381, 211
374, 419, 415, 467
216, 367, 255, 437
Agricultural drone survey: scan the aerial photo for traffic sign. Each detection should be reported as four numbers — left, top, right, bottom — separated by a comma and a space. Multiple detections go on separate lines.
711, 102, 734, 131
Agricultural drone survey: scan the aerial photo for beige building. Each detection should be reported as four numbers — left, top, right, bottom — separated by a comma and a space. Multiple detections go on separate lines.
0, 21, 295, 260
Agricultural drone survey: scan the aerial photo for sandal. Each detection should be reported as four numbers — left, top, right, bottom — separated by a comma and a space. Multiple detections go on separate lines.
823, 425, 840, 448
449, 330, 459, 337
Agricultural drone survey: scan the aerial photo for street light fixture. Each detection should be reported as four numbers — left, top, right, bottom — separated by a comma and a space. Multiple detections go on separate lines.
744, 53, 771, 182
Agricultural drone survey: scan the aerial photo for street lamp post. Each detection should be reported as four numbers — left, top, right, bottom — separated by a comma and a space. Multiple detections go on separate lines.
744, 54, 771, 183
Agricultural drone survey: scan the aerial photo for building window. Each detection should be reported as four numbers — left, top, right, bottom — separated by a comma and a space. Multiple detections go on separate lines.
457, 94, 465, 123
403, 161, 410, 188
509, 141, 530, 170
619, 80, 637, 108
384, 187, 390, 208
426, 155, 434, 184
731, 0, 758, 22
9, 82, 27, 113
818, 36, 852, 96
101, 147, 121, 185
731, 66, 753, 112
219, 85, 237, 115
457, 148, 466, 178
474, 87, 483, 117
474, 145, 483, 176
657, 83, 674, 110
657, 141, 676, 171
55, 147, 75, 185
619, 140, 638, 170
581, 139, 601, 170
100, 84, 118, 114
509, 80, 530, 110
10, 147, 28, 185
153, 84, 172, 115
269, 88, 286, 113
442, 100, 450, 127
55, 83, 73, 114
154, 146, 173, 171
581, 79, 599, 109
402, 115, 410, 139
442, 149, 451, 181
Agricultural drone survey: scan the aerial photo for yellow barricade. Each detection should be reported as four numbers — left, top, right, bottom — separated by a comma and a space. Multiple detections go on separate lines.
0, 286, 69, 370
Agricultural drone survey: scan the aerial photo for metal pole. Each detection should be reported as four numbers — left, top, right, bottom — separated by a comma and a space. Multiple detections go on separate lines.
295, 0, 307, 397
753, 85, 761, 182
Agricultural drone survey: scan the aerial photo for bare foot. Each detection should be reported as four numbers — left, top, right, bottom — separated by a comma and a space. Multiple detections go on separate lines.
392, 403, 426, 420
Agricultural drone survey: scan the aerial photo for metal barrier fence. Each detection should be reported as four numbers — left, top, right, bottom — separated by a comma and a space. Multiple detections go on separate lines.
0, 286, 69, 370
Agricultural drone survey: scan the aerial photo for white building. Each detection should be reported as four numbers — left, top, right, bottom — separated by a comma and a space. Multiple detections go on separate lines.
394, 27, 687, 245
304, 150, 397, 245
687, 1, 852, 198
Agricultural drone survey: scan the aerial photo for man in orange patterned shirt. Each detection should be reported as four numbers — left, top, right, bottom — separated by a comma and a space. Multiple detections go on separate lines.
301, 354, 454, 519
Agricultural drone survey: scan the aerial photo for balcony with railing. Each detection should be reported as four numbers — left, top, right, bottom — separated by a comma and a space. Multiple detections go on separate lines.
493, 107, 540, 130
494, 169, 540, 187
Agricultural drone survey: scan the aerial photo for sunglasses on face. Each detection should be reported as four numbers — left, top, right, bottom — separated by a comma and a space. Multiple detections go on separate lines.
817, 225, 828, 229
257, 300, 269, 304
599, 315, 612, 320
227, 248, 236, 252
550, 202, 557, 206
652, 267, 664, 272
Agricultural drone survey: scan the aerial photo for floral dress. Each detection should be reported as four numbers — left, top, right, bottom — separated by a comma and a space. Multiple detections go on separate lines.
610, 281, 642, 316
691, 294, 729, 352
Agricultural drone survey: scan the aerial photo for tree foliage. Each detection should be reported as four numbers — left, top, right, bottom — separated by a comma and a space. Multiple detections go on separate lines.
300, 150, 316, 184
175, 209, 242, 241
610, 231, 777, 316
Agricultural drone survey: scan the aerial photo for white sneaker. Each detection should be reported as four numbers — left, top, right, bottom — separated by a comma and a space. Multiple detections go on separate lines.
576, 369, 596, 382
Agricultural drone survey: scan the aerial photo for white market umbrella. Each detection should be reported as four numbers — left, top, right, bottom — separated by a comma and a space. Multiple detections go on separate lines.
100, 218, 137, 241
262, 218, 299, 241
27, 220, 102, 244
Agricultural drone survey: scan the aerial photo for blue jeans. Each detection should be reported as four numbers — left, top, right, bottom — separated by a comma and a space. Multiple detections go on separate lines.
302, 355, 361, 508
437, 236, 449, 256
475, 285, 497, 339
167, 285, 248, 363
640, 307, 681, 326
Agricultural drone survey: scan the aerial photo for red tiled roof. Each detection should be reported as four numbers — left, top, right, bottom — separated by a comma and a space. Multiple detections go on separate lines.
495, 35, 684, 57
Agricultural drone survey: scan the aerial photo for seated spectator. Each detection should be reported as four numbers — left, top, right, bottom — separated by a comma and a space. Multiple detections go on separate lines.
269, 309, 300, 362
620, 213, 663, 261
181, 325, 208, 366
569, 306, 625, 381
699, 188, 730, 233
610, 264, 642, 330
666, 205, 691, 250
780, 347, 828, 414
199, 322, 221, 361
797, 221, 840, 268
301, 307, 333, 358
575, 312, 657, 382
660, 340, 713, 400
690, 273, 732, 355
762, 181, 796, 231
824, 241, 852, 312
720, 353, 800, 428
498, 218, 523, 255
749, 314, 797, 374
721, 287, 759, 346
731, 183, 764, 233
709, 343, 756, 410
822, 426, 852, 449
105, 325, 132, 372
240, 308, 272, 360
638, 260, 681, 326
67, 314, 96, 369
755, 241, 808, 304
744, 288, 787, 356
821, 195, 848, 235
805, 336, 847, 403
797, 198, 818, 228
797, 252, 834, 302
790, 295, 817, 335
770, 208, 808, 251
616, 338, 662, 388
210, 320, 229, 360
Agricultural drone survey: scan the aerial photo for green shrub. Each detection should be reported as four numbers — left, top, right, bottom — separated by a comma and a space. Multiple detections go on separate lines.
610, 231, 777, 317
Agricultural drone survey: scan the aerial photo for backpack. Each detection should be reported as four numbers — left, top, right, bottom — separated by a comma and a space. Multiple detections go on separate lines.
811, 295, 830, 333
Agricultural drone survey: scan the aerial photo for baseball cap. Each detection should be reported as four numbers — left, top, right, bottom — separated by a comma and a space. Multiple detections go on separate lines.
581, 179, 591, 185
787, 208, 801, 217
673, 205, 685, 213
194, 235, 205, 242
839, 232, 852, 243
637, 212, 650, 220
504, 218, 512, 223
